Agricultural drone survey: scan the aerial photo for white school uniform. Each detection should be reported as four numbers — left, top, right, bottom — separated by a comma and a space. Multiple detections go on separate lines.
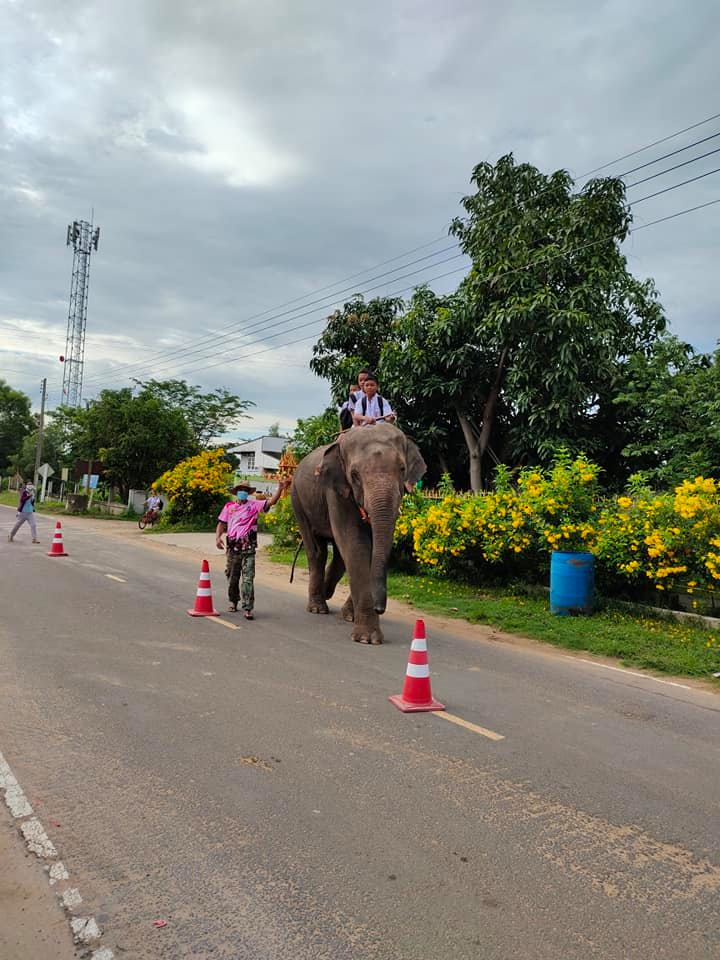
356, 393, 394, 423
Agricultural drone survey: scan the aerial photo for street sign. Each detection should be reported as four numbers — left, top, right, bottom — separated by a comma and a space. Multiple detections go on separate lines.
38, 463, 55, 479
81, 474, 100, 490
61, 467, 69, 482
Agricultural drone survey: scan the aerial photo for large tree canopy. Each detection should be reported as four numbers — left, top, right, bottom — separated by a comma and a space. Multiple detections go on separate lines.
384, 155, 665, 489
0, 379, 34, 474
133, 379, 254, 447
54, 388, 196, 496
309, 295, 404, 402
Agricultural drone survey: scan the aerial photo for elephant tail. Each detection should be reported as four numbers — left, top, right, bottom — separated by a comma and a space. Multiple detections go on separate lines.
289, 538, 305, 584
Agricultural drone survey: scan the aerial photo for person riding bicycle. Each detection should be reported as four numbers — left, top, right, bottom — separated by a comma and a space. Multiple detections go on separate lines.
144, 492, 163, 520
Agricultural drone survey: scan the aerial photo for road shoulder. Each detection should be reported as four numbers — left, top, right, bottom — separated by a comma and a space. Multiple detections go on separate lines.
0, 806, 78, 960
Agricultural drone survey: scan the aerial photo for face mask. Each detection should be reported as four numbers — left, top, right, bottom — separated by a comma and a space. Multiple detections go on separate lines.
237, 491, 249, 502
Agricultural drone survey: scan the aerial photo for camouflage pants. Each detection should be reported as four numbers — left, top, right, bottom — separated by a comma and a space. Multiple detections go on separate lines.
225, 549, 256, 611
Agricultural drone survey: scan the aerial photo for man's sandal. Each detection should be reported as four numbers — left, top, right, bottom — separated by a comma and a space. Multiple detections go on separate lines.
228, 603, 238, 612
244, 611, 254, 621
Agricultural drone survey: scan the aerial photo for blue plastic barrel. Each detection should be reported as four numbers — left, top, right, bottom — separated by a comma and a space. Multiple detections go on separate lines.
550, 551, 595, 615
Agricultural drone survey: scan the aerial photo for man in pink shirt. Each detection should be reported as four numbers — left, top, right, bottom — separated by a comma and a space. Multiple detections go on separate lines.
216, 479, 289, 618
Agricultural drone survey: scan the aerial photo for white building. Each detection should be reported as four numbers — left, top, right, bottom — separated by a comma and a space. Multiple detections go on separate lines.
227, 436, 288, 476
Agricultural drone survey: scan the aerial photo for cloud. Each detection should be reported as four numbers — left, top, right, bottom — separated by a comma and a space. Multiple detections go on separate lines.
1, 0, 718, 430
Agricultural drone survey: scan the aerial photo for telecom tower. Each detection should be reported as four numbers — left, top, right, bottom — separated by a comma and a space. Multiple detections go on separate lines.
61, 219, 100, 407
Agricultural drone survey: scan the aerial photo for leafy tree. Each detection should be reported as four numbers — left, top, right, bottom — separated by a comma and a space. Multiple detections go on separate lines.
7, 421, 67, 480
267, 422, 281, 437
310, 295, 404, 402
53, 389, 195, 498
386, 155, 665, 490
0, 379, 34, 473
292, 407, 340, 461
616, 336, 720, 485
133, 379, 254, 447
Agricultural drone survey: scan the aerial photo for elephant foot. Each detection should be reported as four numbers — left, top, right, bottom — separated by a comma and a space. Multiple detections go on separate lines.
307, 600, 329, 614
352, 626, 384, 645
340, 598, 355, 623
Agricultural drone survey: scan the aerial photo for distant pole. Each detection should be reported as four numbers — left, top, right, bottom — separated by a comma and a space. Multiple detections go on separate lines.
33, 378, 47, 487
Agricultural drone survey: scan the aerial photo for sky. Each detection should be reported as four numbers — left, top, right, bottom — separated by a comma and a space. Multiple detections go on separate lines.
1, 0, 719, 439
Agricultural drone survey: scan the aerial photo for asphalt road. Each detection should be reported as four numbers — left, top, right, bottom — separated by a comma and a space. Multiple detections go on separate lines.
1, 506, 719, 959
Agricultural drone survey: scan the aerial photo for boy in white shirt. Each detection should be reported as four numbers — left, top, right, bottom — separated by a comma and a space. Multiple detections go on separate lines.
352, 373, 396, 426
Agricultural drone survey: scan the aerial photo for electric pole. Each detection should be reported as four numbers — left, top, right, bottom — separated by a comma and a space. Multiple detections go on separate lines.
33, 378, 47, 488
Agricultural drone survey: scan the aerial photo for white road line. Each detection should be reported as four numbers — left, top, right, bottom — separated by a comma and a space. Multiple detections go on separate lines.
61, 887, 83, 909
21, 817, 58, 858
105, 574, 127, 583
48, 862, 70, 884
566, 657, 693, 690
0, 747, 113, 957
71, 917, 102, 943
434, 711, 505, 741
0, 753, 34, 818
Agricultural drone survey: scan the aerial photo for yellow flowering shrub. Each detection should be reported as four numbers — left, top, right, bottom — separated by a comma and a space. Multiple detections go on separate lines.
397, 455, 600, 573
395, 461, 720, 609
595, 476, 720, 598
155, 449, 234, 523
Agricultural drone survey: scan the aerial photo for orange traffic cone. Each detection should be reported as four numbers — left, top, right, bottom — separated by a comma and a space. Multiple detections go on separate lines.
389, 619, 445, 713
47, 521, 68, 557
187, 559, 219, 617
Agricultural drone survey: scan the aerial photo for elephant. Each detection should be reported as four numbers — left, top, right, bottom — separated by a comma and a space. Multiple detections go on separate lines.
290, 423, 426, 644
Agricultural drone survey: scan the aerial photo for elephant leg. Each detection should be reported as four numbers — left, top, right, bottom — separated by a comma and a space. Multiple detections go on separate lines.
296, 515, 330, 614
340, 595, 354, 623
323, 546, 346, 601
343, 549, 384, 645
306, 539, 329, 614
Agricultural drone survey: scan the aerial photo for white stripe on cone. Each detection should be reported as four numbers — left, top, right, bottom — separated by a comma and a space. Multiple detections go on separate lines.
406, 663, 430, 679
195, 588, 213, 596
410, 638, 427, 652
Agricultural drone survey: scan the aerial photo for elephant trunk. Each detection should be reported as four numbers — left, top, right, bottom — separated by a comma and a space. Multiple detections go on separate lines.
366, 486, 400, 614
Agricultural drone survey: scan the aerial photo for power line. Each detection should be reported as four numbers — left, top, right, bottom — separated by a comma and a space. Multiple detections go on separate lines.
632, 165, 720, 204
625, 146, 720, 189
630, 196, 720, 230
617, 130, 720, 178
82, 247, 468, 387
75, 114, 720, 390
580, 110, 720, 177
133, 194, 720, 382
92, 160, 716, 388
82, 114, 720, 388
81, 241, 460, 387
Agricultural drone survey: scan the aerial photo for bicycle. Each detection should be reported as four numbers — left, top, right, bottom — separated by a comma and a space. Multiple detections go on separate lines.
138, 509, 160, 530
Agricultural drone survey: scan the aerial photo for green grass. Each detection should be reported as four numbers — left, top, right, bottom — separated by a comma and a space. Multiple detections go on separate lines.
265, 546, 720, 679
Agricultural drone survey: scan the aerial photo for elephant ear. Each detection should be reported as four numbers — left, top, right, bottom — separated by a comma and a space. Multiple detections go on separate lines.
314, 442, 352, 498
404, 437, 427, 492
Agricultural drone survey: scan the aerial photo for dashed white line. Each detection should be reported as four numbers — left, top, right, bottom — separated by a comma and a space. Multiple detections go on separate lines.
105, 574, 127, 583
0, 756, 34, 818
71, 916, 102, 943
0, 748, 113, 957
21, 817, 58, 858
61, 887, 83, 909
48, 861, 70, 885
